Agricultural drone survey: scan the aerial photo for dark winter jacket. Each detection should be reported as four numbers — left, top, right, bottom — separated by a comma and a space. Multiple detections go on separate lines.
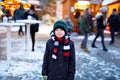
42, 38, 75, 80
22, 10, 39, 33
96, 13, 106, 29
79, 14, 90, 33
14, 8, 25, 20
107, 13, 119, 30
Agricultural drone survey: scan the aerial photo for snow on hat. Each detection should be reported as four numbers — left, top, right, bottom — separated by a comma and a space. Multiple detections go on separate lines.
53, 20, 68, 34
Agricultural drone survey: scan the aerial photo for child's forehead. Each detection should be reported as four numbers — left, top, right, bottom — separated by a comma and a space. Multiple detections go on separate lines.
55, 28, 63, 30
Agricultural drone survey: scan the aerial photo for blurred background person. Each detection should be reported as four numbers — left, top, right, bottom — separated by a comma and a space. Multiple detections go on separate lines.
22, 5, 39, 51
107, 8, 119, 44
118, 11, 120, 35
91, 7, 108, 51
78, 7, 92, 52
64, 15, 74, 34
1, 5, 11, 21
14, 3, 25, 36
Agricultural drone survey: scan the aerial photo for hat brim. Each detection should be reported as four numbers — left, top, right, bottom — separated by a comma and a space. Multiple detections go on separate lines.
53, 26, 66, 32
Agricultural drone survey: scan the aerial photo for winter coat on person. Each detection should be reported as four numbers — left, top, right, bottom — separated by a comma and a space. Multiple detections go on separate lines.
14, 4, 25, 20
91, 7, 108, 51
22, 5, 39, 33
96, 13, 106, 30
107, 11, 119, 31
42, 20, 76, 80
64, 15, 74, 33
118, 13, 120, 34
79, 13, 90, 34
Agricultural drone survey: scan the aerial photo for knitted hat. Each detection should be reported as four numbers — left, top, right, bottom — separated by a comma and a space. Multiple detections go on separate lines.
53, 20, 68, 34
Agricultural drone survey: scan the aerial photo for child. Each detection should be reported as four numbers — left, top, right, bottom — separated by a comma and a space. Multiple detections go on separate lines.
42, 20, 76, 80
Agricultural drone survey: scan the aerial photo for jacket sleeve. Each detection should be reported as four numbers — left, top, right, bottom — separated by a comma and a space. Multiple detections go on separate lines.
68, 41, 76, 80
42, 40, 50, 76
21, 11, 28, 19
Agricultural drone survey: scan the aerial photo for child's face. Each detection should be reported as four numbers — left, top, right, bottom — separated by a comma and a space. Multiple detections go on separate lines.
55, 28, 65, 37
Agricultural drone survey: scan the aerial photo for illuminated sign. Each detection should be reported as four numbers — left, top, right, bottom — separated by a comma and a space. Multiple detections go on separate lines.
74, 1, 90, 10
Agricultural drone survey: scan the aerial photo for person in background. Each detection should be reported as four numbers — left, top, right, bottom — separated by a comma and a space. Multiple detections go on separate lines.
107, 8, 119, 44
91, 7, 108, 51
42, 20, 75, 80
64, 15, 74, 34
118, 12, 120, 34
78, 7, 92, 52
88, 11, 94, 33
1, 5, 11, 21
22, 5, 39, 51
14, 3, 25, 36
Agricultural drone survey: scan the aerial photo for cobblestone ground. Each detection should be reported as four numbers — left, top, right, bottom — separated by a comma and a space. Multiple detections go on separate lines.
0, 32, 120, 80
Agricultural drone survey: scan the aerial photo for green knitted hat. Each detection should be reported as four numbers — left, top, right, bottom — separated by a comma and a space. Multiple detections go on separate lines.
53, 20, 68, 34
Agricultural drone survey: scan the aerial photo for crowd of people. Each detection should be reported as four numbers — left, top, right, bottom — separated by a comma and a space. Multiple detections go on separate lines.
78, 7, 120, 52
62, 6, 120, 52
1, 4, 39, 52
1, 3, 119, 53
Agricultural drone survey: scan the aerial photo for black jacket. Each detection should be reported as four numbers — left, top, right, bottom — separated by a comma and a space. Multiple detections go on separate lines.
22, 10, 39, 33
96, 15, 105, 29
14, 8, 25, 20
108, 14, 119, 29
42, 39, 76, 80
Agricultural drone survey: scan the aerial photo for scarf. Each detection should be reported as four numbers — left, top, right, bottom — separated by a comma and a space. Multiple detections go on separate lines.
51, 33, 71, 60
